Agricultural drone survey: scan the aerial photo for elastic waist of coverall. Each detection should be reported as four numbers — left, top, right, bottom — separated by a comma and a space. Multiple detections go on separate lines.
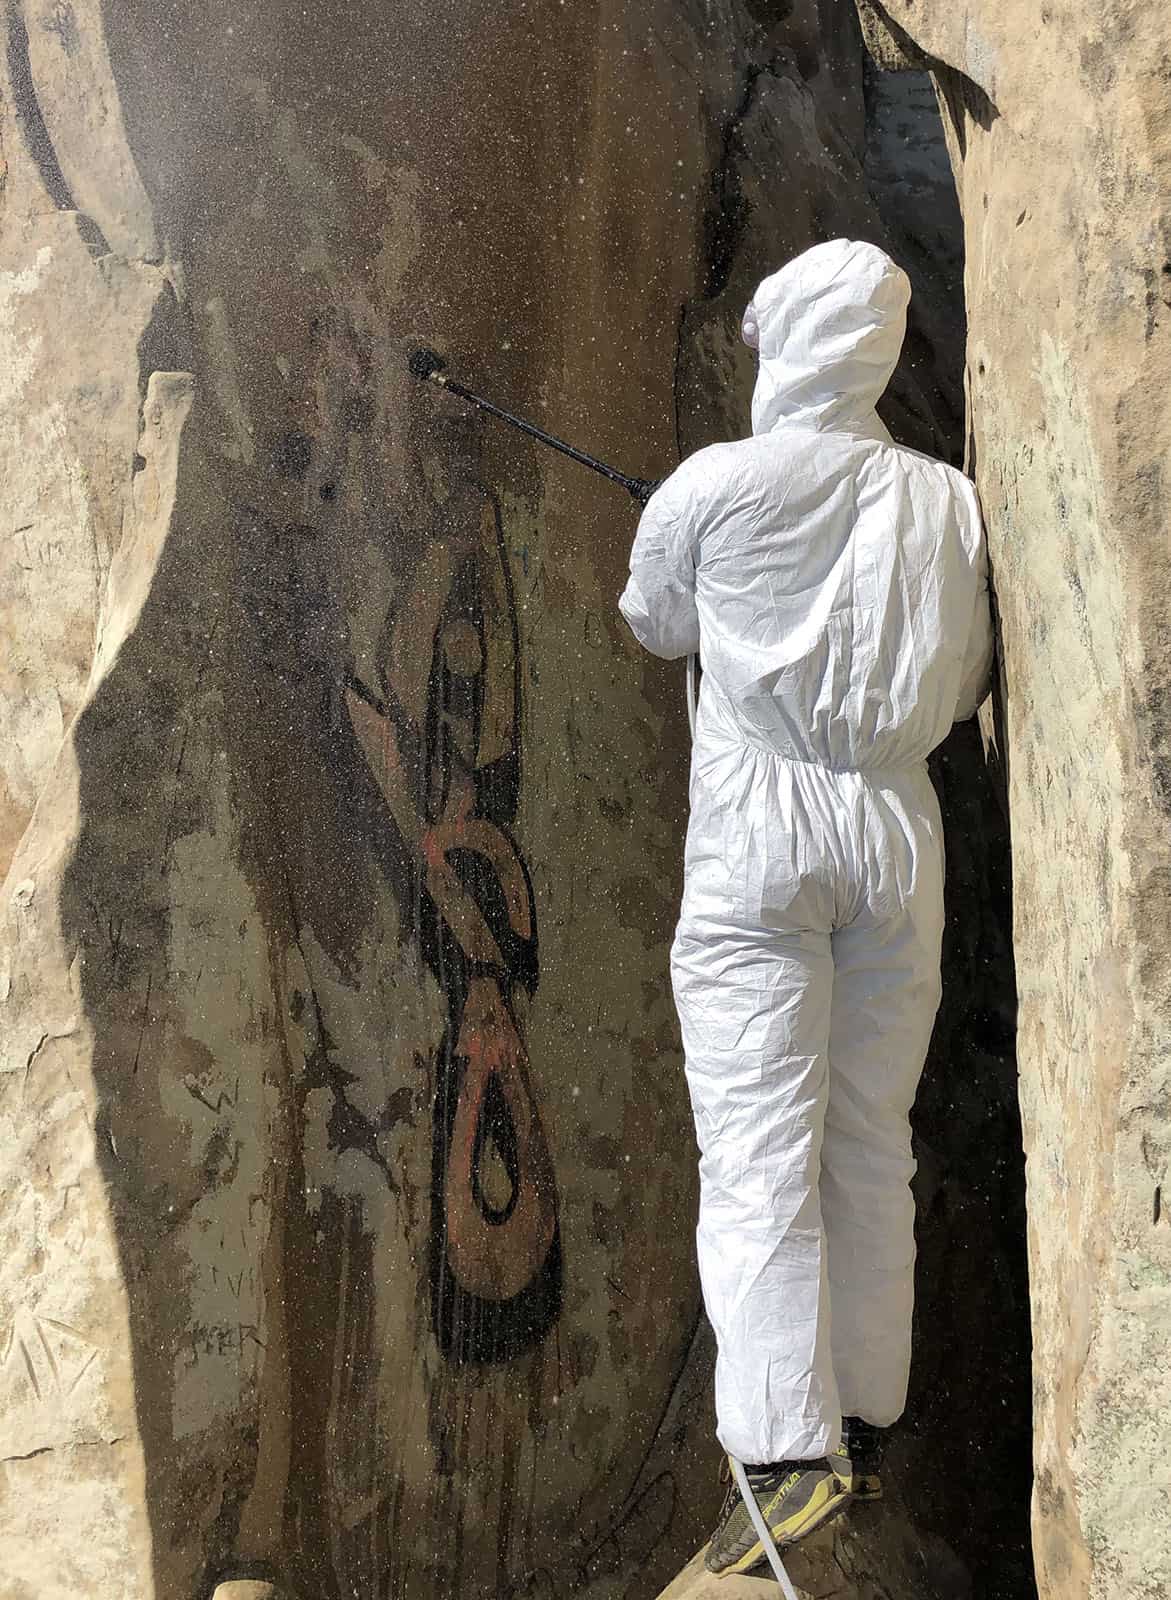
695, 683, 929, 783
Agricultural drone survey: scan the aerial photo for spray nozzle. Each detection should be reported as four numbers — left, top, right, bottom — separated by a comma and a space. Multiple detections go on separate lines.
408, 346, 448, 382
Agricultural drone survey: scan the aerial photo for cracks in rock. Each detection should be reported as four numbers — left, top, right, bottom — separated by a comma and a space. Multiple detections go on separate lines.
673, 20, 790, 453
5, 1, 75, 212
3, 1445, 52, 1464
700, 59, 772, 302
277, 864, 400, 1199
23, 1030, 49, 1080
670, 300, 689, 461
160, 618, 220, 867
130, 970, 153, 1077
3, 1, 111, 252
21, 1020, 77, 1082
184, 1076, 238, 1118
2, 1435, 126, 1465
299, 975, 399, 1197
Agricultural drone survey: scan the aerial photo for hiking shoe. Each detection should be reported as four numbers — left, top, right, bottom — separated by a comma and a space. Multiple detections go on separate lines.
705, 1456, 851, 1576
835, 1416, 889, 1502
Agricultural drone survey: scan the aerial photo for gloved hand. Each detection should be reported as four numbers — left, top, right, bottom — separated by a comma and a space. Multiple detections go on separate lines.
629, 478, 662, 508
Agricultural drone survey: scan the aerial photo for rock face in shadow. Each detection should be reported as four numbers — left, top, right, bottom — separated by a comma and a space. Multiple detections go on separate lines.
0, 2, 1024, 1597
857, 3, 1171, 1597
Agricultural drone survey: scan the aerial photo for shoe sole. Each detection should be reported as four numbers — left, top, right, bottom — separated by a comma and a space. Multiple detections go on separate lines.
715, 1476, 852, 1578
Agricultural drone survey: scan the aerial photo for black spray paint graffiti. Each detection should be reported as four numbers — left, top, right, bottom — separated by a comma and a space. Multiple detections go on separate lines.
346, 492, 561, 1362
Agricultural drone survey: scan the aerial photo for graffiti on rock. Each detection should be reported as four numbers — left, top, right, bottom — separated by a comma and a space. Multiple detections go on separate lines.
346, 492, 561, 1362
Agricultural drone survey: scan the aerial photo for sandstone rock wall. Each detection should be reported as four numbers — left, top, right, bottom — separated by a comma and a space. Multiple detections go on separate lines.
857, 4, 1171, 1597
1, 3, 1024, 1598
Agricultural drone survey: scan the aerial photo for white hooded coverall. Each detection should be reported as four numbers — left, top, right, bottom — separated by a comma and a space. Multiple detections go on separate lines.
619, 240, 993, 1466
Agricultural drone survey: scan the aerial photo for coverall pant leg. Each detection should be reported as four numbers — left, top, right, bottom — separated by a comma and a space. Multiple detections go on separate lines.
672, 757, 944, 1466
822, 776, 945, 1427
673, 914, 841, 1466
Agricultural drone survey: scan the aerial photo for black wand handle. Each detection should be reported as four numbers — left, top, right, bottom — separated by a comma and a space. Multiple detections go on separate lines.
410, 346, 660, 509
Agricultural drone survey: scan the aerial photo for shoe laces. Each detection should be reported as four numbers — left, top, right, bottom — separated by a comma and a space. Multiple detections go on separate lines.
719, 1454, 830, 1512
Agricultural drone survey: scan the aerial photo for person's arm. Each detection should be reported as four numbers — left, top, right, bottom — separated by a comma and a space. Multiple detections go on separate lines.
953, 486, 994, 722
618, 470, 700, 660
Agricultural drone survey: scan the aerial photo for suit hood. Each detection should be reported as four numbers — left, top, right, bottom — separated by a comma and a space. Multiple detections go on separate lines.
741, 239, 910, 435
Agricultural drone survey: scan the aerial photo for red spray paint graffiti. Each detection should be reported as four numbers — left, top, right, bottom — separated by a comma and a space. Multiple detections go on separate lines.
346, 494, 560, 1360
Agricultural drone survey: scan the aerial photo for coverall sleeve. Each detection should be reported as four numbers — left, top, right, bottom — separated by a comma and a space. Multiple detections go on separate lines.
618, 471, 701, 660
952, 490, 995, 723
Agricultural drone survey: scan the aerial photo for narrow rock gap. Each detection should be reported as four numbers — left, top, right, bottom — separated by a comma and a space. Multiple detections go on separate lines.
865, 60, 1035, 1600
700, 61, 769, 300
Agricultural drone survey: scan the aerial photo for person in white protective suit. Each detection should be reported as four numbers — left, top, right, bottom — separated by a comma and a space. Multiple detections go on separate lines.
619, 238, 993, 1576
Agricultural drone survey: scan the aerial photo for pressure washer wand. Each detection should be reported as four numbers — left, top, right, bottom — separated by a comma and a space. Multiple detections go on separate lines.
408, 347, 660, 508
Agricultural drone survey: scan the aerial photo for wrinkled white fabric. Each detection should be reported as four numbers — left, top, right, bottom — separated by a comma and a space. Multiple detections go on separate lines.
619, 238, 993, 1464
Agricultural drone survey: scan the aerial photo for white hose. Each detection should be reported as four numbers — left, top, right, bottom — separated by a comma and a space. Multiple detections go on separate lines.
730, 1457, 802, 1599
